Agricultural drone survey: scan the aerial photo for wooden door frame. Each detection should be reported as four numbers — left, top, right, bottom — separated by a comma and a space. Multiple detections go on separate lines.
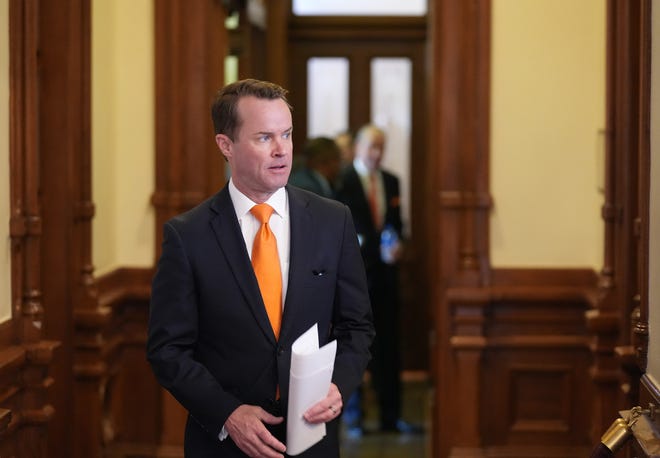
287, 15, 430, 371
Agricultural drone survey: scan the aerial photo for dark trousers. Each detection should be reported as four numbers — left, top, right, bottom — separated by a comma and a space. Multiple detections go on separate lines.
342, 262, 401, 430
369, 263, 402, 428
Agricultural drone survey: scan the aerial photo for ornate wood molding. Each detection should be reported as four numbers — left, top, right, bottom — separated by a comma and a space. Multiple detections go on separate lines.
4, 1, 60, 456
9, 0, 43, 343
589, 2, 650, 448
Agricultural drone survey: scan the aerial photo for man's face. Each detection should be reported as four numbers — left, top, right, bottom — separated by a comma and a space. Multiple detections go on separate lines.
355, 131, 385, 171
216, 96, 293, 202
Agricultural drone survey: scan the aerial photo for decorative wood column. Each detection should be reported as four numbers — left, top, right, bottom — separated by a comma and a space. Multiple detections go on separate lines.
6, 1, 59, 457
152, 1, 227, 450
587, 0, 647, 444
153, 0, 227, 259
429, 0, 492, 287
266, 0, 289, 86
426, 1, 492, 456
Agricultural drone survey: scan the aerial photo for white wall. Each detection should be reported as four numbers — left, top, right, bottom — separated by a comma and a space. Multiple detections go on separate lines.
490, 0, 606, 268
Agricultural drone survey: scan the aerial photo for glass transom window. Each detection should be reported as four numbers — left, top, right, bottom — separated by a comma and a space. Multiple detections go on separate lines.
292, 0, 426, 16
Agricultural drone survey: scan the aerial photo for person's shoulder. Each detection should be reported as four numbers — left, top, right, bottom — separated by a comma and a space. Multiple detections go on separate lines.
336, 165, 359, 190
380, 168, 399, 181
339, 163, 358, 179
289, 168, 317, 189
167, 188, 225, 228
287, 185, 345, 212
379, 169, 401, 192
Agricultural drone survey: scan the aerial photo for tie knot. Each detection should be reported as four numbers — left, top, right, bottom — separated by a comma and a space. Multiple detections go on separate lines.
251, 203, 274, 223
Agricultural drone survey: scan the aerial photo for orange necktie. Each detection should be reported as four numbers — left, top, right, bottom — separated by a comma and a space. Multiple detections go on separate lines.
250, 204, 282, 339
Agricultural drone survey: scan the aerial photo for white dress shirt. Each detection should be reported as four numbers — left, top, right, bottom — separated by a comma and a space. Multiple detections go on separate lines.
228, 178, 291, 309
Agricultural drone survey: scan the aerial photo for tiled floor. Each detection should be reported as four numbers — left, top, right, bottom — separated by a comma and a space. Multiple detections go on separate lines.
340, 377, 431, 458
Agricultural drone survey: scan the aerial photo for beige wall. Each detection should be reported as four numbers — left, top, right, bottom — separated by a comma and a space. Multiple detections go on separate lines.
1, 0, 10, 322
88, 1, 606, 274
490, 0, 605, 268
92, 0, 155, 275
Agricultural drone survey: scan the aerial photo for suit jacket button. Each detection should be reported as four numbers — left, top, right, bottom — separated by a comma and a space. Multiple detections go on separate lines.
277, 346, 285, 356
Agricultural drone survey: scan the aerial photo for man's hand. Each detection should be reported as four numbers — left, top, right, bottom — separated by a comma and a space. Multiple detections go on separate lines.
302, 383, 343, 424
225, 405, 286, 458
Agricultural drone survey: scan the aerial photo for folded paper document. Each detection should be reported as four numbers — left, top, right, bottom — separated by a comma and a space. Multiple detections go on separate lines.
286, 323, 337, 456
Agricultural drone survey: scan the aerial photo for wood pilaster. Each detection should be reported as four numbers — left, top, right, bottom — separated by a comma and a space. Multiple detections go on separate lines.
427, 1, 492, 456
152, 1, 227, 451
152, 0, 227, 262
587, 0, 650, 445
5, 1, 59, 457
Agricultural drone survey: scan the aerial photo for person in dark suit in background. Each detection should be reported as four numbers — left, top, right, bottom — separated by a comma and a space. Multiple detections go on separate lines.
334, 130, 355, 169
146, 79, 374, 457
337, 124, 418, 435
288, 136, 342, 199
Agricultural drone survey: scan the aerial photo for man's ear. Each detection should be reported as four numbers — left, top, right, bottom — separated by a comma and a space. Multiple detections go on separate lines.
215, 134, 232, 159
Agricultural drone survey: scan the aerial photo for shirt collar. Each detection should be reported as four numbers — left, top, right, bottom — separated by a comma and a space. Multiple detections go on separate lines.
353, 157, 380, 178
228, 178, 288, 218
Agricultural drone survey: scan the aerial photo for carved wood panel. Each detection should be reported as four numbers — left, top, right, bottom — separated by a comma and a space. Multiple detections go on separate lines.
443, 271, 596, 457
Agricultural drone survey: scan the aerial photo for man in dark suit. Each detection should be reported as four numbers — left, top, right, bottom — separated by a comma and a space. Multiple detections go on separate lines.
288, 136, 342, 199
337, 124, 414, 434
147, 79, 374, 457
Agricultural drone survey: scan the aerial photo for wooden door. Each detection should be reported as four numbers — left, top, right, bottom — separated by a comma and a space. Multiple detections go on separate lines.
288, 16, 429, 371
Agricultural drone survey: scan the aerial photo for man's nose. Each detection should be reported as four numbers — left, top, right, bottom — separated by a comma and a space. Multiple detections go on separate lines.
272, 138, 287, 156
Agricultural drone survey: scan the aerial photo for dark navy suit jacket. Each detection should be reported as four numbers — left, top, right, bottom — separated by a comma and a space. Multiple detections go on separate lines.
336, 166, 403, 272
147, 184, 374, 457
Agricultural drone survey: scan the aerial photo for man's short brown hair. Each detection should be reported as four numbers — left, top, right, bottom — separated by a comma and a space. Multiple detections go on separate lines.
211, 79, 291, 140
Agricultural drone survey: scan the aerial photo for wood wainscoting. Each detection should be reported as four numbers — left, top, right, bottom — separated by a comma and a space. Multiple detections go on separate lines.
437, 268, 597, 458
84, 267, 170, 458
0, 333, 58, 458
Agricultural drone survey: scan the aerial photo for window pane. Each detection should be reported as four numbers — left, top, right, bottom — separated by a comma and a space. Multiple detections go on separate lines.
371, 58, 412, 235
293, 0, 426, 16
307, 57, 349, 138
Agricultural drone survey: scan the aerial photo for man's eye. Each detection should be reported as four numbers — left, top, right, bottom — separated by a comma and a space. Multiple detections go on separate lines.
282, 131, 291, 140
259, 135, 270, 142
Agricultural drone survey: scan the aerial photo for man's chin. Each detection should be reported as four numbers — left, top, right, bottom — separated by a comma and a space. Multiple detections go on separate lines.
270, 173, 290, 187
264, 179, 289, 193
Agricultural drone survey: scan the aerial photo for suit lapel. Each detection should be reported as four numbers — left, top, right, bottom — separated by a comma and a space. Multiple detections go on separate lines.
279, 186, 312, 343
345, 166, 376, 233
208, 186, 277, 343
